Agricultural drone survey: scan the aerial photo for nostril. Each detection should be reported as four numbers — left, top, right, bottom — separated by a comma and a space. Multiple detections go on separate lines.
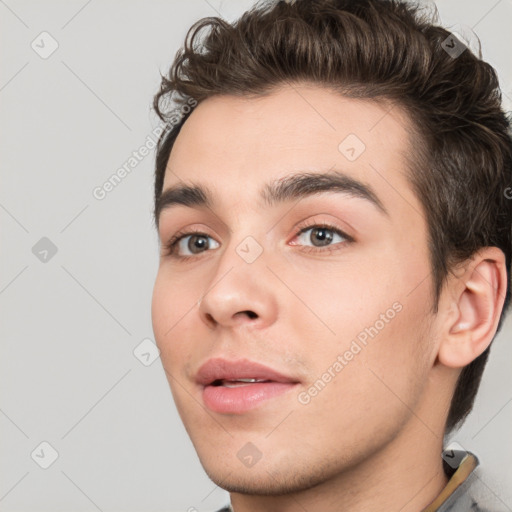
243, 310, 258, 319
205, 313, 216, 326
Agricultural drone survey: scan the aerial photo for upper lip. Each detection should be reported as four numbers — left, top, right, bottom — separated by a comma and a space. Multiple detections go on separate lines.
196, 358, 300, 386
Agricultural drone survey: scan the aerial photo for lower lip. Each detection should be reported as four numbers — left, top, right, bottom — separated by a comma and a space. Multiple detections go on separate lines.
202, 382, 297, 414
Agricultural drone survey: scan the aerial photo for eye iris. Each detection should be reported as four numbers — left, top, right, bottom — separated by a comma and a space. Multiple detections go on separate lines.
188, 234, 209, 254
311, 227, 333, 247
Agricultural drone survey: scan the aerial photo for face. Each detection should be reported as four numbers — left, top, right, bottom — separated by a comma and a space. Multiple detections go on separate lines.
151, 84, 438, 494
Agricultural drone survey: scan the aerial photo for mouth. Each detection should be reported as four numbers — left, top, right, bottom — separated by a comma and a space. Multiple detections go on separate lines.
210, 378, 273, 387
196, 358, 300, 414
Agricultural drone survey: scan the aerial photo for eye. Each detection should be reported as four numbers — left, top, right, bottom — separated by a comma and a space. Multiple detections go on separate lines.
290, 221, 353, 254
163, 221, 352, 260
164, 230, 220, 258
295, 225, 345, 247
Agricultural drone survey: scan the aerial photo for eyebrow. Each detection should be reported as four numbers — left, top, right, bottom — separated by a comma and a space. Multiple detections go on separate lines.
154, 170, 388, 228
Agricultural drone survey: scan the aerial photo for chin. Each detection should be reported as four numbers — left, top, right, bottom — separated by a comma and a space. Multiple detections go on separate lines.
199, 452, 346, 496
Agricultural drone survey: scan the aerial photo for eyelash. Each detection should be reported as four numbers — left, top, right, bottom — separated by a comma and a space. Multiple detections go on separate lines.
162, 220, 354, 261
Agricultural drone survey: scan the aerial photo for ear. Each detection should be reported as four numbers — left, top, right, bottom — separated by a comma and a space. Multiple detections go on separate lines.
437, 247, 508, 369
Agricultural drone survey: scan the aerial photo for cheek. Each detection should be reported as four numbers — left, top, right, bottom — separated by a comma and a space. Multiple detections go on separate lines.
151, 268, 201, 363
151, 270, 202, 419
290, 296, 432, 459
283, 256, 399, 350
286, 245, 433, 400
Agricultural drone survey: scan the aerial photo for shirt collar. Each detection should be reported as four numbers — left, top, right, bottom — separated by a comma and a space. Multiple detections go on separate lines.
422, 449, 479, 511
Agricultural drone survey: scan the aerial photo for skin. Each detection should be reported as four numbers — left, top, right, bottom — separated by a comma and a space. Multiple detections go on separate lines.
151, 83, 506, 512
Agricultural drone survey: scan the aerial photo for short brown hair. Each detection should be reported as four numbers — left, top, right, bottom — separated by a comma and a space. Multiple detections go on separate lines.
152, 0, 512, 434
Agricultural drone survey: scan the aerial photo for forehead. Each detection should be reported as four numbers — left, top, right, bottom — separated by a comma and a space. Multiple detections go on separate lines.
162, 84, 421, 219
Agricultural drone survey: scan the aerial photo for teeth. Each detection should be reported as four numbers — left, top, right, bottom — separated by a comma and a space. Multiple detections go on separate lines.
209, 378, 271, 387
219, 378, 269, 388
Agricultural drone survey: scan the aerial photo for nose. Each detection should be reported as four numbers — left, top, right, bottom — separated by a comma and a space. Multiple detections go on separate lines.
197, 240, 279, 330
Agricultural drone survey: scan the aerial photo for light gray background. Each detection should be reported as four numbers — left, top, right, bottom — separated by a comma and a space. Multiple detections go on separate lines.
1, 1, 511, 511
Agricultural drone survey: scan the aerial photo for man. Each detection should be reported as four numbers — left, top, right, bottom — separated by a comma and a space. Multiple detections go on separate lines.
150, 0, 512, 510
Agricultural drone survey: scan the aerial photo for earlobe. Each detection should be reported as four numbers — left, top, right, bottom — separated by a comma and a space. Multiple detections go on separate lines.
438, 248, 507, 369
